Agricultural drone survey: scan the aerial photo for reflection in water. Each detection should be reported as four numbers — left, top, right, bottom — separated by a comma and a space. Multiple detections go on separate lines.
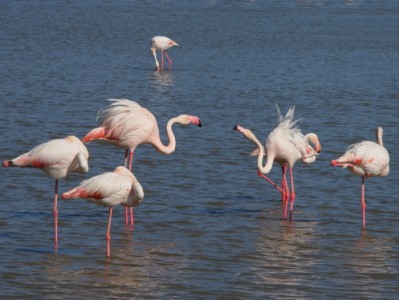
41, 237, 186, 297
248, 219, 318, 298
352, 231, 396, 279
150, 70, 175, 93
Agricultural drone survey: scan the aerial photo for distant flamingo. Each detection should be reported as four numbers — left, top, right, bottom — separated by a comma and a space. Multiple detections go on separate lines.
2, 136, 89, 249
62, 166, 144, 257
234, 106, 318, 219
151, 36, 179, 71
331, 127, 389, 228
82, 98, 201, 224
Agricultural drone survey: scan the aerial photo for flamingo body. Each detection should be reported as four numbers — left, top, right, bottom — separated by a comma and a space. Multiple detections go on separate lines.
331, 140, 389, 178
83, 98, 201, 225
2, 135, 89, 248
83, 99, 201, 155
62, 166, 144, 256
3, 135, 89, 179
234, 105, 319, 219
331, 127, 389, 227
62, 166, 144, 208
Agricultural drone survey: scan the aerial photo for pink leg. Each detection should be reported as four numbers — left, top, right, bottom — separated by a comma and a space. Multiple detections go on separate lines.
281, 164, 288, 203
123, 150, 135, 226
256, 170, 283, 194
53, 179, 59, 250
289, 167, 296, 220
123, 150, 129, 224
106, 207, 113, 257
282, 170, 289, 219
361, 176, 366, 228
164, 51, 173, 69
128, 150, 134, 226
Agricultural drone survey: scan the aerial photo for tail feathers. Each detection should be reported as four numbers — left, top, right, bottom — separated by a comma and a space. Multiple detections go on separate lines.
62, 188, 102, 200
331, 160, 354, 167
62, 188, 83, 199
2, 160, 14, 167
82, 127, 106, 143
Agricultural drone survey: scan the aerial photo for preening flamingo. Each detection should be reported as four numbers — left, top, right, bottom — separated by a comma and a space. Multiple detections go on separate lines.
151, 36, 179, 71
2, 136, 89, 249
331, 127, 389, 228
251, 131, 321, 199
62, 166, 144, 257
82, 98, 201, 224
234, 105, 319, 219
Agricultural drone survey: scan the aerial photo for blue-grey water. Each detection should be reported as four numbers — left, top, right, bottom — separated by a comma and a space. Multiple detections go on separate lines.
1, 0, 399, 298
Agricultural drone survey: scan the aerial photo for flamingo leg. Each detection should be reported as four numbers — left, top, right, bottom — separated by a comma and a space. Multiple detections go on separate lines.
122, 150, 135, 226
256, 170, 283, 194
281, 164, 288, 203
106, 207, 113, 257
282, 170, 290, 219
53, 179, 59, 250
128, 150, 134, 226
123, 150, 130, 225
164, 51, 173, 68
361, 176, 366, 228
161, 50, 165, 70
289, 167, 296, 220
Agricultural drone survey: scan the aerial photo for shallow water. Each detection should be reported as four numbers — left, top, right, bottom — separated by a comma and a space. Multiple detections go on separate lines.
1, 0, 399, 298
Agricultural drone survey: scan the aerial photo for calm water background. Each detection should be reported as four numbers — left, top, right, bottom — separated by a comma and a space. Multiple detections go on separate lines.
1, 0, 399, 298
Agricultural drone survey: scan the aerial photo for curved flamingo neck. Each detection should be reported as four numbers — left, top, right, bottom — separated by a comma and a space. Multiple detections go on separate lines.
152, 116, 181, 155
376, 127, 383, 147
151, 47, 159, 69
246, 130, 274, 174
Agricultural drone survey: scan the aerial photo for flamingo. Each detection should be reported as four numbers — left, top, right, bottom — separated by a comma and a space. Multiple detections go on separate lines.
2, 135, 89, 249
151, 36, 179, 71
252, 131, 321, 199
234, 106, 319, 220
331, 127, 389, 228
62, 166, 144, 257
82, 98, 201, 225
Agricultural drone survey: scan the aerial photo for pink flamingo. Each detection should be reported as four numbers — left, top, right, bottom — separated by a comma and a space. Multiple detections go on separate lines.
62, 166, 144, 257
151, 36, 179, 71
2, 135, 89, 249
331, 127, 390, 228
234, 106, 319, 220
82, 98, 201, 225
252, 131, 321, 200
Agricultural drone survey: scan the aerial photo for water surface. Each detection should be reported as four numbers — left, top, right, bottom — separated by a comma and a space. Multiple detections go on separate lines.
1, 0, 399, 298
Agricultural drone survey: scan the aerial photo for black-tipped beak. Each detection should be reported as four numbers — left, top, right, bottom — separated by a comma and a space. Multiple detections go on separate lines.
198, 121, 202, 127
233, 125, 238, 130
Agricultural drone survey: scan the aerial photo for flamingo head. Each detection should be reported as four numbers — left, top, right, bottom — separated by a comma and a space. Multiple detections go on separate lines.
176, 115, 201, 127
305, 133, 321, 153
168, 39, 179, 47
233, 124, 257, 142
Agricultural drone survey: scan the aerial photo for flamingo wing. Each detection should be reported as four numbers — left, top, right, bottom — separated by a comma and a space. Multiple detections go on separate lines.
95, 99, 158, 149
62, 172, 133, 207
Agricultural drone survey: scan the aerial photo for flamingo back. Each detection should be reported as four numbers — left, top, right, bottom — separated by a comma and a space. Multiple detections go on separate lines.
96, 99, 159, 150
336, 141, 390, 177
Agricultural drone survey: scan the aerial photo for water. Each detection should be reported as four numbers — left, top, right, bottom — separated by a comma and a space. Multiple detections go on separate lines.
1, 0, 399, 298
